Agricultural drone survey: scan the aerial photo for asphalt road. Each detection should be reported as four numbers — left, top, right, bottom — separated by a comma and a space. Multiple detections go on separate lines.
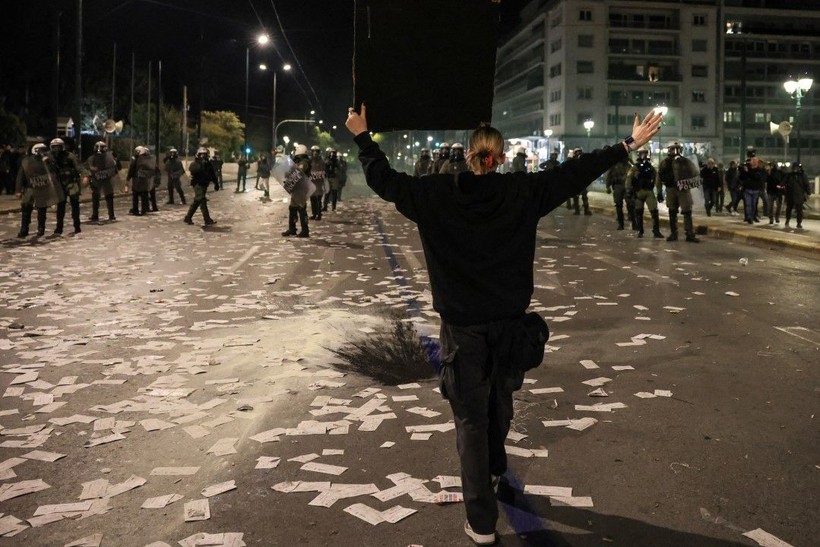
0, 170, 817, 547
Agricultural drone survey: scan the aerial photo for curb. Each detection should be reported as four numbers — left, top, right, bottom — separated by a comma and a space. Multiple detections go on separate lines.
586, 202, 819, 256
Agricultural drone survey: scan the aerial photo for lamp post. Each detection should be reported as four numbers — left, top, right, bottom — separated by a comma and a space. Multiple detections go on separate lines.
259, 62, 291, 154
244, 33, 270, 152
653, 106, 669, 164
583, 120, 594, 151
783, 76, 813, 163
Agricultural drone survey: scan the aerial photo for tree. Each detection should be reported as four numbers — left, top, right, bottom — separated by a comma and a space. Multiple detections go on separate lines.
312, 126, 339, 152
0, 106, 26, 145
200, 111, 244, 158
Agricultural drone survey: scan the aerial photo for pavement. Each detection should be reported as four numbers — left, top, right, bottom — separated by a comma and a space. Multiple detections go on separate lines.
3, 167, 818, 257
0, 169, 817, 547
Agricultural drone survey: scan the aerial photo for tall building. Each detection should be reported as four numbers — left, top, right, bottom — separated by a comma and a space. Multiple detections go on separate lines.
494, 0, 819, 172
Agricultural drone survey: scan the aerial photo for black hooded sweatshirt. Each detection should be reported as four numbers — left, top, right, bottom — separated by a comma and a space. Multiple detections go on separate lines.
354, 132, 627, 326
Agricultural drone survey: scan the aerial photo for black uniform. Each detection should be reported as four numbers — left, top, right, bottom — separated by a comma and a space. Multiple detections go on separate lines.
51, 149, 84, 234
15, 152, 58, 237
184, 156, 219, 225
165, 156, 186, 205
87, 151, 119, 221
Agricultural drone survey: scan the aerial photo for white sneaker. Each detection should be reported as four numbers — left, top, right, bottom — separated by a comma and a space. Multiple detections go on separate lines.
464, 521, 497, 545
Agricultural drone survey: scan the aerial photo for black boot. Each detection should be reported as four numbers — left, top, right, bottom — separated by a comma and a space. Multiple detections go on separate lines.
166, 184, 175, 204
616, 206, 624, 230
651, 209, 663, 238
635, 209, 645, 238
184, 200, 199, 224
105, 195, 116, 220
70, 197, 81, 233
149, 189, 159, 212
129, 193, 139, 215
683, 212, 700, 242
297, 206, 310, 238
282, 207, 298, 236
179, 188, 186, 205
202, 201, 216, 225
666, 212, 678, 241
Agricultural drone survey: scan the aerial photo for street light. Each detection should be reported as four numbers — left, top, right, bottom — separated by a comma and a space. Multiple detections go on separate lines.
544, 128, 553, 154
259, 62, 292, 153
783, 76, 813, 163
583, 120, 594, 151
653, 106, 668, 163
245, 33, 270, 151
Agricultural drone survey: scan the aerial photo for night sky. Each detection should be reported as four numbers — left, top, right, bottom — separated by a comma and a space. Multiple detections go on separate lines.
2, 1, 528, 146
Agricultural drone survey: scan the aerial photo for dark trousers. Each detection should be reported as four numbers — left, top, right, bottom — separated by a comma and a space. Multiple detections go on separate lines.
131, 191, 149, 214
785, 200, 804, 226
768, 193, 783, 222
703, 187, 718, 215
19, 205, 47, 236
717, 188, 725, 210
167, 178, 186, 204
743, 189, 760, 222
185, 185, 213, 222
90, 187, 116, 220
55, 194, 81, 233
438, 319, 519, 536
237, 172, 247, 191
322, 189, 338, 211
310, 195, 323, 219
149, 187, 159, 211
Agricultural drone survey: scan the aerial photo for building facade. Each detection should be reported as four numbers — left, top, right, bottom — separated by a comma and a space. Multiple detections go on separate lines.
493, 0, 819, 172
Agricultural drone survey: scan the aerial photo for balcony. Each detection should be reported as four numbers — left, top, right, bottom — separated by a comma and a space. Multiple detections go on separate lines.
609, 16, 680, 31
609, 46, 680, 56
608, 65, 682, 82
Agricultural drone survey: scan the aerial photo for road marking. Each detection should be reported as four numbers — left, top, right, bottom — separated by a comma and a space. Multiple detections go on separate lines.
226, 245, 260, 273
774, 326, 820, 346
584, 252, 679, 286
399, 245, 424, 272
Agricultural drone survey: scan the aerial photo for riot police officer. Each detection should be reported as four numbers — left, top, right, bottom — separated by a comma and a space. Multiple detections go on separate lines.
86, 141, 118, 222
15, 143, 57, 238
309, 145, 326, 220
432, 142, 450, 174
49, 138, 85, 235
627, 149, 663, 238
439, 143, 469, 175
323, 149, 342, 212
511, 146, 527, 173
414, 148, 432, 177
184, 147, 219, 225
539, 152, 559, 172
211, 152, 223, 187
164, 148, 186, 205
658, 142, 700, 242
126, 146, 155, 215
605, 157, 631, 230
282, 144, 311, 237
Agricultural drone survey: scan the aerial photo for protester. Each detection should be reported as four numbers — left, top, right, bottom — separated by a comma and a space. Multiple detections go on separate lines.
346, 103, 662, 546
784, 162, 811, 229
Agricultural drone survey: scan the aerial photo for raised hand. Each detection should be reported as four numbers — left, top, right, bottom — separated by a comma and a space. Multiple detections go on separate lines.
630, 109, 664, 150
346, 104, 368, 136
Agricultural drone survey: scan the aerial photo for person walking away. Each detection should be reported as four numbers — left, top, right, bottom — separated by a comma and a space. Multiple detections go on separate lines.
738, 147, 766, 224
257, 154, 272, 200
236, 154, 249, 192
164, 148, 186, 205
511, 146, 527, 173
658, 142, 700, 242
16, 143, 58, 238
627, 148, 663, 238
700, 158, 720, 217
86, 141, 119, 222
605, 157, 631, 230
784, 162, 811, 229
766, 161, 785, 224
566, 148, 593, 215
309, 145, 326, 220
414, 148, 433, 177
337, 154, 348, 201
126, 146, 155, 216
281, 144, 312, 238
346, 103, 662, 545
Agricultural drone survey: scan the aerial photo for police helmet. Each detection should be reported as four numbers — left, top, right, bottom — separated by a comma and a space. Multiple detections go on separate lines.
420, 148, 430, 155
745, 146, 756, 159
169, 148, 178, 158
50, 138, 65, 153
310, 145, 320, 152
440, 142, 450, 149
570, 148, 583, 158
516, 146, 527, 155
637, 148, 650, 159
667, 142, 682, 155
94, 141, 107, 154
31, 143, 48, 156
294, 144, 308, 156
452, 143, 464, 150
196, 147, 208, 158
